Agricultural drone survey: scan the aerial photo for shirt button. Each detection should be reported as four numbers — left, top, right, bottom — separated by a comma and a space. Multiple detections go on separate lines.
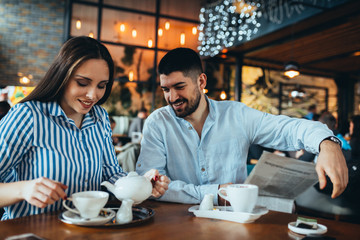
201, 168, 205, 172
137, 164, 141, 167
188, 126, 192, 130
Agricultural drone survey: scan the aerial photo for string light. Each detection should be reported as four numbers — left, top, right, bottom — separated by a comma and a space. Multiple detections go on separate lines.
132, 28, 137, 38
165, 21, 170, 30
180, 33, 185, 45
120, 23, 125, 32
148, 39, 153, 48
75, 19, 81, 30
192, 26, 197, 35
158, 28, 163, 37
198, 1, 262, 57
88, 31, 94, 38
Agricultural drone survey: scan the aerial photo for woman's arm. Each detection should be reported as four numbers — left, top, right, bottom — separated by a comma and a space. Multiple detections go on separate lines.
0, 178, 67, 208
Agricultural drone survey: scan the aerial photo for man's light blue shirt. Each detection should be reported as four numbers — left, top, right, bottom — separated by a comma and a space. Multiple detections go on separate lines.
136, 98, 333, 205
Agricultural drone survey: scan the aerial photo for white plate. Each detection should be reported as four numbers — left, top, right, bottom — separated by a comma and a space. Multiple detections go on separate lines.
188, 205, 268, 223
61, 208, 116, 226
288, 221, 327, 235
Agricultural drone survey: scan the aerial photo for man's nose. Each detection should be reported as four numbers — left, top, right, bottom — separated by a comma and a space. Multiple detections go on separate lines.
169, 90, 179, 102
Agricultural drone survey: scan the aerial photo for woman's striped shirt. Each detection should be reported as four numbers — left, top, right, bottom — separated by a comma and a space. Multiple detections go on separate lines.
0, 100, 125, 220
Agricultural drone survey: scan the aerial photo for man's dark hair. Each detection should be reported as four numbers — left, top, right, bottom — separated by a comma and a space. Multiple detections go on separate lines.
139, 107, 147, 113
319, 112, 337, 131
158, 48, 203, 80
308, 104, 316, 111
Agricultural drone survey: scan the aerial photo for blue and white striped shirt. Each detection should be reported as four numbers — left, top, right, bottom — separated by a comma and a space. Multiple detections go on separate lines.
0, 101, 125, 220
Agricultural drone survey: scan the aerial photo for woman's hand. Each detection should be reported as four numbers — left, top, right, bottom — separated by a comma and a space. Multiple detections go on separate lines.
22, 177, 68, 208
144, 169, 170, 198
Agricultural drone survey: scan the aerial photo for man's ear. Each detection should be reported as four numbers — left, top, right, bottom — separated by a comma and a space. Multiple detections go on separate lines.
198, 73, 207, 90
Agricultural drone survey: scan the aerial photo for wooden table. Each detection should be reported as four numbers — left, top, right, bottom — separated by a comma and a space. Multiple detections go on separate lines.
1, 200, 359, 240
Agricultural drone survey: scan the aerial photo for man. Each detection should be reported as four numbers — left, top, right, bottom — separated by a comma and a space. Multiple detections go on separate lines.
304, 104, 317, 120
136, 48, 348, 206
128, 107, 148, 137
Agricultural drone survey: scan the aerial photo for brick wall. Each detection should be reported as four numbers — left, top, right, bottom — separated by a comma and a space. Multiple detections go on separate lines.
0, 0, 65, 86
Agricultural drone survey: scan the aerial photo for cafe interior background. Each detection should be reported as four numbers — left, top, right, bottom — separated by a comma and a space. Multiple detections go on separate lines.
0, 0, 359, 136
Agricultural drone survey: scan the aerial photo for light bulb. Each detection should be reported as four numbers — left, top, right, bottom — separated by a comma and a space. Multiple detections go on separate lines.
220, 90, 227, 100
148, 39, 153, 48
158, 28, 163, 37
180, 33, 185, 45
120, 23, 125, 32
76, 19, 81, 30
192, 26, 197, 35
165, 21, 170, 30
132, 28, 137, 38
20, 76, 30, 84
129, 71, 134, 81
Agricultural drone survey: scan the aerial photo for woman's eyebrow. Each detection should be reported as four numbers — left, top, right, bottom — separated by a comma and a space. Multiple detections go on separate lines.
75, 75, 92, 81
75, 75, 109, 83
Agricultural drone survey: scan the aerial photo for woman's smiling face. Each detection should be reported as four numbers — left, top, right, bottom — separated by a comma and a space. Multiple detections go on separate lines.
60, 59, 109, 123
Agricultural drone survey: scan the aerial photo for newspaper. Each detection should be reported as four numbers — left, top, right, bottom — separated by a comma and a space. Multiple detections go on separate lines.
244, 151, 318, 213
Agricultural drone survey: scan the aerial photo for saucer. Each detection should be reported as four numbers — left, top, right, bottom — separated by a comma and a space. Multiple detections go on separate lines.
61, 208, 115, 226
59, 207, 155, 228
288, 221, 327, 235
188, 205, 268, 223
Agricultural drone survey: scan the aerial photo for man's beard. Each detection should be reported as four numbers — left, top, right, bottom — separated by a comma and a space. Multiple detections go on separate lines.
170, 88, 201, 118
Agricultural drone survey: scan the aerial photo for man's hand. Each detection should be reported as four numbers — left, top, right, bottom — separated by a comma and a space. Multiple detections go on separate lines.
144, 169, 170, 198
317, 140, 348, 198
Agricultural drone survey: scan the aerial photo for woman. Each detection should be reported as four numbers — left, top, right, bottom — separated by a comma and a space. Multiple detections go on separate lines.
0, 36, 169, 220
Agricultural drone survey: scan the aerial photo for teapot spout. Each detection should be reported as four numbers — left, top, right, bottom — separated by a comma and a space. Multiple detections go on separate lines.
101, 181, 115, 194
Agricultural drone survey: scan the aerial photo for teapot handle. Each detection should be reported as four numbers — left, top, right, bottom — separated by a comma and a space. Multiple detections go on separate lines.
127, 171, 139, 177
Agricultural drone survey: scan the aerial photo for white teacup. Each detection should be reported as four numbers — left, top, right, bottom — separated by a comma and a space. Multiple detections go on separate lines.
62, 191, 109, 219
218, 184, 258, 213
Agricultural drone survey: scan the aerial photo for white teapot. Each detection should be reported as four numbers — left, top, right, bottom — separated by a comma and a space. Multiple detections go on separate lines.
101, 171, 152, 204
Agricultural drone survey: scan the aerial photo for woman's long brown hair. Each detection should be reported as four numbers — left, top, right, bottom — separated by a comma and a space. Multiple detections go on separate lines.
20, 36, 114, 105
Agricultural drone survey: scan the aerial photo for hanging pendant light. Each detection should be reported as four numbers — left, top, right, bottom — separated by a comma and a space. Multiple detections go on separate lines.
284, 61, 300, 78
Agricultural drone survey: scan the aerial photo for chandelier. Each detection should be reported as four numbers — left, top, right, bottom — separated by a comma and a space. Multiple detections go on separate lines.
198, 0, 262, 57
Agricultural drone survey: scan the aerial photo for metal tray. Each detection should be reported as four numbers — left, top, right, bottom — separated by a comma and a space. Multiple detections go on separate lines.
59, 206, 155, 228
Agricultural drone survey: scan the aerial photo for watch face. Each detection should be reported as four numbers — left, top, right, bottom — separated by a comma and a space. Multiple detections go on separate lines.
330, 136, 341, 145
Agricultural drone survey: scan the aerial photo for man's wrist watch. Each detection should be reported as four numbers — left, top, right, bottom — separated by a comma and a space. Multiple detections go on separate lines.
322, 136, 342, 146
